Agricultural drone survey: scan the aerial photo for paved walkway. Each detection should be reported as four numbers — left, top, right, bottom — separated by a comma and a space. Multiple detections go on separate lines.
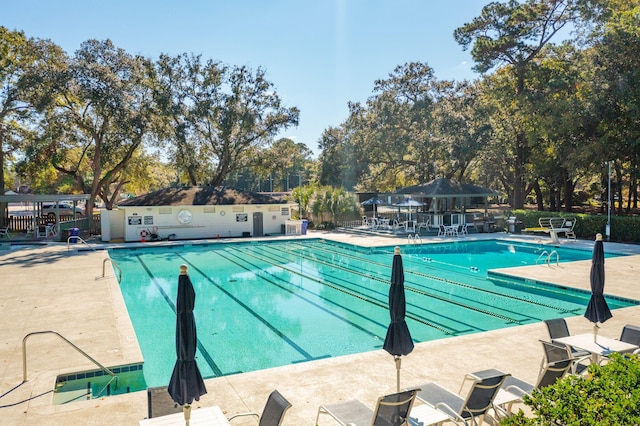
1, 231, 639, 425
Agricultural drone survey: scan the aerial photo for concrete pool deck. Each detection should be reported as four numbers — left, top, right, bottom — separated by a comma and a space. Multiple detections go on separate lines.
0, 231, 639, 425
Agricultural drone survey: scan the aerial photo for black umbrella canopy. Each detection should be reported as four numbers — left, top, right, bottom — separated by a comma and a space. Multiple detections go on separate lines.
584, 234, 612, 325
362, 197, 388, 218
168, 265, 207, 407
361, 196, 388, 206
383, 247, 414, 391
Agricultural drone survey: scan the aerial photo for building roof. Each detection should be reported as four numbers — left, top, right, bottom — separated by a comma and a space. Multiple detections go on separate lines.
117, 186, 289, 207
396, 178, 499, 198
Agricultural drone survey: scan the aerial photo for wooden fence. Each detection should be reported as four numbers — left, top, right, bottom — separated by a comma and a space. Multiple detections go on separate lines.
3, 214, 101, 240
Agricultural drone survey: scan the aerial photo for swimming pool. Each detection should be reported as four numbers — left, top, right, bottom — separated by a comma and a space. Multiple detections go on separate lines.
108, 239, 637, 388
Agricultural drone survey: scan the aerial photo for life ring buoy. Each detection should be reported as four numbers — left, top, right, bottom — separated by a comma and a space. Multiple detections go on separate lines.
140, 229, 150, 239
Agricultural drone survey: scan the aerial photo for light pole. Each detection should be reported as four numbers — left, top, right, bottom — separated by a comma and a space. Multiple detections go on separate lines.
295, 174, 302, 218
606, 161, 612, 241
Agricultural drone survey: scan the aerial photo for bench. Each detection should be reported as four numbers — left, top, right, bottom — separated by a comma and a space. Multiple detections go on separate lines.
525, 217, 576, 243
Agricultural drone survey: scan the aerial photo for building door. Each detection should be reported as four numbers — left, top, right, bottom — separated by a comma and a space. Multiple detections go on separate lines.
253, 212, 263, 237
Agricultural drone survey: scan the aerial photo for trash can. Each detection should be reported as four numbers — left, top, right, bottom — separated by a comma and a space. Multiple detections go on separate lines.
506, 217, 522, 234
69, 227, 80, 243
301, 219, 308, 235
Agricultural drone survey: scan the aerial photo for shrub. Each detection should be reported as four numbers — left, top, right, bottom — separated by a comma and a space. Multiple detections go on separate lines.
501, 353, 640, 425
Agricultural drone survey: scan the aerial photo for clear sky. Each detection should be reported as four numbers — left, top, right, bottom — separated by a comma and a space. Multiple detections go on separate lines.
3, 0, 491, 157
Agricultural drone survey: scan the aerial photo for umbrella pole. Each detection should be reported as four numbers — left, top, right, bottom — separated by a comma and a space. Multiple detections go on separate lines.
183, 404, 191, 426
593, 324, 599, 342
395, 355, 401, 392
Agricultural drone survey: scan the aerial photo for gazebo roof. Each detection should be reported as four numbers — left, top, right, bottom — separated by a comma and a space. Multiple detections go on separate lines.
118, 186, 288, 207
396, 178, 499, 198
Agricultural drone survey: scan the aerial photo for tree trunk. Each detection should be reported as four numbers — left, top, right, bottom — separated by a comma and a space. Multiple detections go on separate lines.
563, 170, 574, 213
532, 180, 544, 211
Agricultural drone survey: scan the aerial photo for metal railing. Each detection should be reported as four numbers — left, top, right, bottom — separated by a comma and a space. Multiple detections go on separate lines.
536, 250, 560, 266
407, 233, 423, 245
102, 258, 122, 283
22, 331, 116, 382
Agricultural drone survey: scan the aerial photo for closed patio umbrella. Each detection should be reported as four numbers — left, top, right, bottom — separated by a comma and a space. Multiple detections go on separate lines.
584, 233, 612, 342
168, 264, 207, 425
383, 247, 414, 392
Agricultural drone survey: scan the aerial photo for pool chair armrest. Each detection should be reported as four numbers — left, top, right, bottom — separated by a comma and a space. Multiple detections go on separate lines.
433, 402, 465, 422
503, 384, 529, 399
228, 412, 259, 422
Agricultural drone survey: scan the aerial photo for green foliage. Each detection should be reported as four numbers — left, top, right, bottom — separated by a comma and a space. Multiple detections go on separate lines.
501, 354, 640, 425
152, 54, 299, 187
305, 185, 361, 226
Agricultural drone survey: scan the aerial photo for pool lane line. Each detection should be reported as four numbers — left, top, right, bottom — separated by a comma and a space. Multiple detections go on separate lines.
175, 255, 326, 364
252, 244, 511, 330
135, 255, 224, 377
214, 249, 394, 336
230, 245, 463, 335
264, 244, 524, 325
287, 241, 572, 315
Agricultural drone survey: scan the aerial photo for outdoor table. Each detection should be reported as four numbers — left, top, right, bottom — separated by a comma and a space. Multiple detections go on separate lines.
554, 333, 639, 364
378, 218, 390, 229
444, 225, 459, 237
409, 403, 450, 426
139, 406, 230, 425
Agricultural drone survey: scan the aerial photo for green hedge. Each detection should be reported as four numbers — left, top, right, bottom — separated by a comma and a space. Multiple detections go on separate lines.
508, 210, 640, 244
501, 353, 640, 425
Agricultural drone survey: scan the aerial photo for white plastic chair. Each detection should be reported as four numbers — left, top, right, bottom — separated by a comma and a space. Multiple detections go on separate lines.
0, 225, 11, 239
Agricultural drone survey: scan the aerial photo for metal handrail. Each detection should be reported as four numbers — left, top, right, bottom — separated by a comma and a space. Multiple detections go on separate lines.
102, 258, 122, 283
536, 250, 560, 266
536, 250, 549, 264
66, 235, 94, 251
22, 331, 115, 382
407, 234, 422, 245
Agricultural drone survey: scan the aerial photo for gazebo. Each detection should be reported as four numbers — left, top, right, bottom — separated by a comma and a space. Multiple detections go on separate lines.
394, 178, 499, 227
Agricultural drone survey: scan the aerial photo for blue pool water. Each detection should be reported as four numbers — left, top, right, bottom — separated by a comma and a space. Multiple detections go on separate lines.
108, 239, 637, 387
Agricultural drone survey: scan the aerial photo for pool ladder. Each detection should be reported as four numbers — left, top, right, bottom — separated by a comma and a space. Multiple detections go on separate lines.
407, 233, 422, 245
536, 250, 560, 266
101, 258, 122, 283
22, 330, 118, 397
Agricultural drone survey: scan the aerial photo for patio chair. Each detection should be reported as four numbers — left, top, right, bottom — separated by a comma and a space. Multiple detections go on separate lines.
0, 224, 10, 239
229, 389, 292, 426
544, 318, 591, 359
411, 369, 508, 426
563, 218, 577, 240
417, 219, 430, 232
544, 318, 592, 373
316, 389, 419, 426
404, 220, 415, 233
494, 340, 574, 414
619, 324, 640, 354
146, 386, 182, 419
